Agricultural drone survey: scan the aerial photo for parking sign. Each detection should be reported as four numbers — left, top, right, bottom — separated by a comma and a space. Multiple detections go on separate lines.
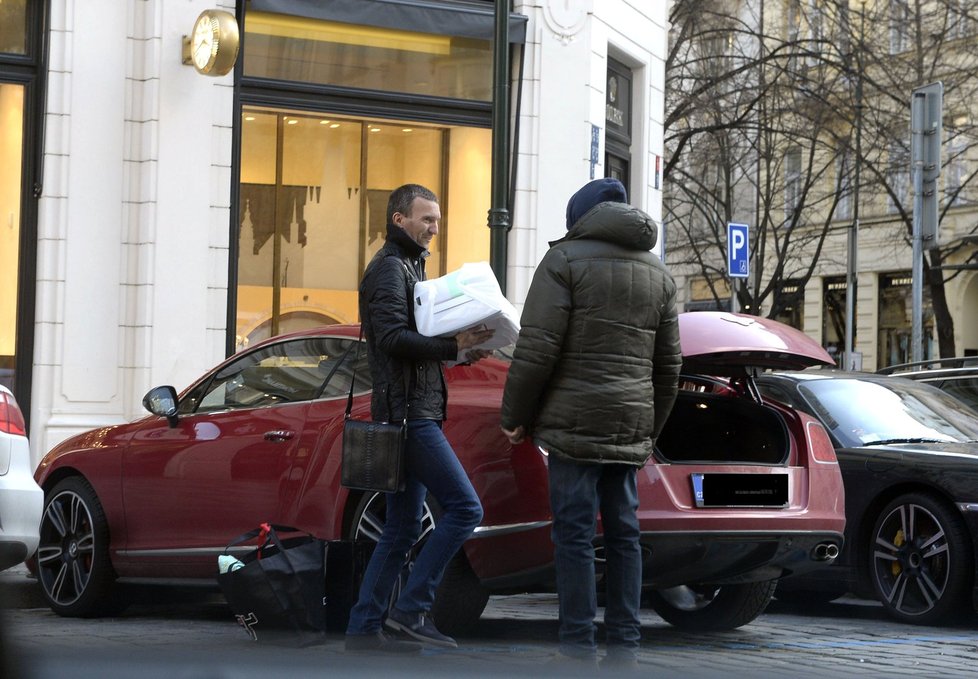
727, 223, 749, 279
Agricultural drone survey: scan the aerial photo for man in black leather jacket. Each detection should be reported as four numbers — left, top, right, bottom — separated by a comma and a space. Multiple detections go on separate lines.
345, 184, 494, 653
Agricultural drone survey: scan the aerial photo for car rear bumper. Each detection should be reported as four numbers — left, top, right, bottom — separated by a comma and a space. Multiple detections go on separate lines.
0, 477, 43, 571
635, 530, 845, 588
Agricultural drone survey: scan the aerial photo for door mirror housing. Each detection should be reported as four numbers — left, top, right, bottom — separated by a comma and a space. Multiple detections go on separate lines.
143, 386, 179, 427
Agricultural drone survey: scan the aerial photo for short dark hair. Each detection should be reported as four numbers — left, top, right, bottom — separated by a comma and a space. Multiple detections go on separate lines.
387, 184, 438, 224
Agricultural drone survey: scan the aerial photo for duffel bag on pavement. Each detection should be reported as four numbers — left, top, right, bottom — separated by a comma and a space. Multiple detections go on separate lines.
216, 523, 326, 643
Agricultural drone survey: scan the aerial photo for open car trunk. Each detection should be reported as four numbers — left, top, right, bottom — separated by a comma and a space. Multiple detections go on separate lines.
656, 390, 788, 464
654, 311, 835, 466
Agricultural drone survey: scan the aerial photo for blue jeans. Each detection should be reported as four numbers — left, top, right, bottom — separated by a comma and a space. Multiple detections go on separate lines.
346, 419, 483, 635
548, 454, 642, 658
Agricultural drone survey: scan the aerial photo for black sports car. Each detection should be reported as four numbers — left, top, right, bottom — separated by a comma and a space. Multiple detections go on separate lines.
755, 369, 978, 626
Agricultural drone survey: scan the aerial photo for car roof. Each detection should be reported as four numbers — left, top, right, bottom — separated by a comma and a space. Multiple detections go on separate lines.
877, 356, 978, 378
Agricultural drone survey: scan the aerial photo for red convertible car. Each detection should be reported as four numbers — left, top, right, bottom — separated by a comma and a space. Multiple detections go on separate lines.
32, 312, 845, 631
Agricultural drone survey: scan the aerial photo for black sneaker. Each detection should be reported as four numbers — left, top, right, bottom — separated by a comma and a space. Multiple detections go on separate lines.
344, 629, 423, 654
384, 608, 458, 649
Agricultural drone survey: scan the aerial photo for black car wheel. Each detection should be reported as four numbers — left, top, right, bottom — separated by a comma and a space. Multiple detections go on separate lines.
870, 492, 972, 625
349, 491, 489, 634
647, 580, 777, 631
36, 477, 120, 617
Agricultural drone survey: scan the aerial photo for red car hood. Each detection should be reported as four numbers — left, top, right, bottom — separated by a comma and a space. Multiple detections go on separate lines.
679, 311, 835, 376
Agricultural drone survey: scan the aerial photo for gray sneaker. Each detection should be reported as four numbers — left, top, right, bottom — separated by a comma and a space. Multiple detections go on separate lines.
384, 608, 458, 649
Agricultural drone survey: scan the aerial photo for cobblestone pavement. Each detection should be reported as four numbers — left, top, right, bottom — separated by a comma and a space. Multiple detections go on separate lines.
2, 566, 977, 678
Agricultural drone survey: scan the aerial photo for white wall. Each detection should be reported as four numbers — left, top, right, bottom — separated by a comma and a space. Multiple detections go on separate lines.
508, 1, 669, 311
31, 0, 236, 466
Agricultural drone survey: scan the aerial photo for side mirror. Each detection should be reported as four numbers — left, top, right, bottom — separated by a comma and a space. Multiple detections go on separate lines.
143, 386, 179, 428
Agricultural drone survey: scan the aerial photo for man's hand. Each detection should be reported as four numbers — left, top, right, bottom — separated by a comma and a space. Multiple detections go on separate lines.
464, 348, 493, 363
500, 425, 525, 445
455, 325, 495, 351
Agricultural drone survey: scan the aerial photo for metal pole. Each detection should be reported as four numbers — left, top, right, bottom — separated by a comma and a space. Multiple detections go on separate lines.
844, 6, 864, 372
488, 0, 511, 293
911, 92, 924, 363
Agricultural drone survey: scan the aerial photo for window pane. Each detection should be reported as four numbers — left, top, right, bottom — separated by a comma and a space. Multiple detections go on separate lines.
0, 83, 24, 391
236, 108, 491, 349
244, 11, 492, 101
0, 1, 27, 55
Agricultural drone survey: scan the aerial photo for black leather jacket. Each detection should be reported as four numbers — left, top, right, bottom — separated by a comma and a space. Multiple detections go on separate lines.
359, 224, 458, 422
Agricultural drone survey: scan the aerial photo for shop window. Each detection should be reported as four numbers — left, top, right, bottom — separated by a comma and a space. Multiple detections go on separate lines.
243, 11, 492, 102
773, 279, 803, 330
877, 272, 934, 367
822, 277, 849, 363
0, 83, 23, 391
236, 109, 490, 349
0, 1, 27, 55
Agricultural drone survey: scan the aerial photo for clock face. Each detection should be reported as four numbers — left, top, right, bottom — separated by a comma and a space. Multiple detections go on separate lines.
191, 14, 217, 72
186, 10, 239, 76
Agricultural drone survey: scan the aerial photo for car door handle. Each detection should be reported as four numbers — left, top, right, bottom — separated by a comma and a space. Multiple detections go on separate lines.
263, 430, 295, 442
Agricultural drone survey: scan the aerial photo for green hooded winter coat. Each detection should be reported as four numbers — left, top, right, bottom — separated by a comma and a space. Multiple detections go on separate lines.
500, 201, 682, 466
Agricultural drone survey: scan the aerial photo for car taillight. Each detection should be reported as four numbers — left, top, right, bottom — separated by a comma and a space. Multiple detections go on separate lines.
0, 391, 27, 436
805, 420, 837, 463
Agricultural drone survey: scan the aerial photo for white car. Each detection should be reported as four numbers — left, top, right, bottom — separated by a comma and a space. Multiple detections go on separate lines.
0, 385, 43, 571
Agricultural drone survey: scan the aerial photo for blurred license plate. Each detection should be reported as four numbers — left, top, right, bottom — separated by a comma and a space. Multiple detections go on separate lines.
691, 473, 788, 508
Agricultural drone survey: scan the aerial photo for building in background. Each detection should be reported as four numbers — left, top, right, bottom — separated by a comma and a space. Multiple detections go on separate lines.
1, 1, 668, 466
664, 0, 978, 371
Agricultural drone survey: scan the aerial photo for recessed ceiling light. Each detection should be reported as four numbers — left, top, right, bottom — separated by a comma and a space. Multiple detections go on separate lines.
320, 120, 331, 125
370, 127, 381, 132
402, 128, 413, 133
287, 119, 299, 125
329, 123, 341, 128
244, 116, 255, 121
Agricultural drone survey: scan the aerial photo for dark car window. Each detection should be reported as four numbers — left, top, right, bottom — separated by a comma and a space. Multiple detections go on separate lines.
797, 377, 978, 448
936, 377, 978, 414
317, 339, 372, 400
179, 337, 364, 413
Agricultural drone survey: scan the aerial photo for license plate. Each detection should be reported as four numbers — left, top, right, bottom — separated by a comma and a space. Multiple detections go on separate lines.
691, 473, 788, 508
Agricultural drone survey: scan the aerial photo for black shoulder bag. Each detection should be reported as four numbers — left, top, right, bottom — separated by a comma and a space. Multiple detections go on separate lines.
341, 329, 409, 493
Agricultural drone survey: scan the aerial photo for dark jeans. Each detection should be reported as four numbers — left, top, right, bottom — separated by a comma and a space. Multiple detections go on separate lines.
548, 454, 642, 659
346, 419, 483, 635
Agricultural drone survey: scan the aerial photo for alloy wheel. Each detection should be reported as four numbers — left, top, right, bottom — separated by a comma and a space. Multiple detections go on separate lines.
37, 488, 96, 607
352, 492, 436, 544
872, 501, 952, 619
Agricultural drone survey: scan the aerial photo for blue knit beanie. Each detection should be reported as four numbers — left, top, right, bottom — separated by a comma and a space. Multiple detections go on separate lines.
565, 177, 627, 229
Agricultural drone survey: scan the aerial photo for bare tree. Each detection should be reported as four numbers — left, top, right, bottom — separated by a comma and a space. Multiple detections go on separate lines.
665, 0, 978, 358
666, 0, 855, 319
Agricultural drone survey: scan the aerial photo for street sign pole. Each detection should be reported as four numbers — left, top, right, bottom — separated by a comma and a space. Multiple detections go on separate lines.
910, 82, 942, 363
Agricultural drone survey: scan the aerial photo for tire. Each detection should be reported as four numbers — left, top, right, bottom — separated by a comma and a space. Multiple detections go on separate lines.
349, 491, 488, 633
648, 580, 777, 631
36, 477, 122, 617
431, 552, 490, 635
869, 492, 972, 625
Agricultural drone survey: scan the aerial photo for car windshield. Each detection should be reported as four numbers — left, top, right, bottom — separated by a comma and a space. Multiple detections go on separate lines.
797, 377, 978, 448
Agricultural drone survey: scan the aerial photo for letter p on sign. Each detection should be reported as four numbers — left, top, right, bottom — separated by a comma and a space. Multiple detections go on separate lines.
727, 223, 749, 279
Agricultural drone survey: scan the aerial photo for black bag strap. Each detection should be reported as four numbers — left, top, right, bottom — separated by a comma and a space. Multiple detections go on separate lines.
344, 326, 410, 428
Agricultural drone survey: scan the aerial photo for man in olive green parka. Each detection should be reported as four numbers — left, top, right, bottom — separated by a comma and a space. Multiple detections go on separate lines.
500, 177, 682, 667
